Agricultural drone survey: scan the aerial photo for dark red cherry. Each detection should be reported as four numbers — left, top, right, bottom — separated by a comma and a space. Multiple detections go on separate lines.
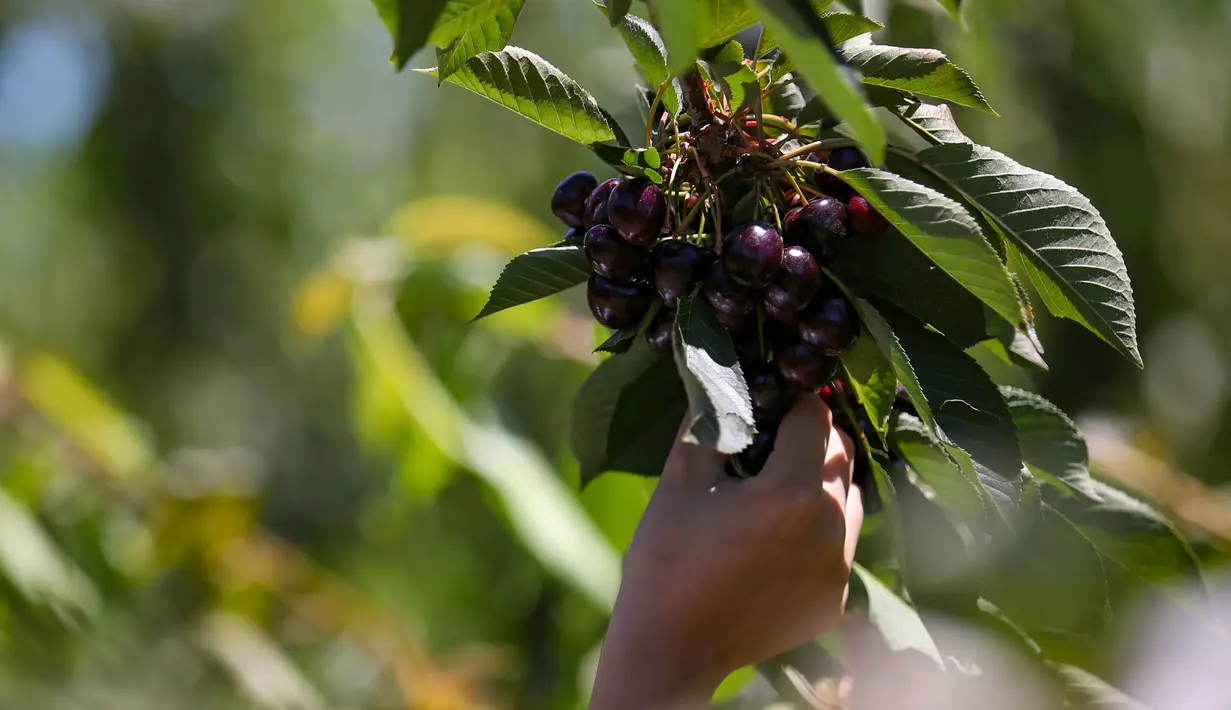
562, 226, 585, 247
784, 197, 846, 259
653, 240, 712, 308
583, 177, 621, 229
608, 179, 669, 246
730, 428, 777, 478
713, 304, 754, 333
763, 298, 799, 327
814, 147, 866, 199
847, 195, 889, 236
764, 245, 820, 312
776, 343, 837, 391
701, 261, 755, 317
584, 224, 648, 282
798, 295, 860, 356
722, 221, 783, 289
587, 276, 652, 329
748, 367, 796, 423
645, 307, 675, 352
551, 171, 599, 227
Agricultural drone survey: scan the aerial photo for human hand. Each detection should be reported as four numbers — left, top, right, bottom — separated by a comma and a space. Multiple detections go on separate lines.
590, 392, 863, 709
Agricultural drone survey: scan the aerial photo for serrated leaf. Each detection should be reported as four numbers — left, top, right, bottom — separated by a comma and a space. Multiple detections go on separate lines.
896, 103, 971, 145
851, 563, 945, 669
672, 296, 754, 453
428, 0, 510, 48
1002, 387, 1200, 582
766, 80, 806, 118
612, 13, 681, 115
371, 0, 448, 69
650, 0, 703, 75
571, 341, 687, 485
604, 0, 633, 26
880, 303, 1023, 513
891, 412, 987, 528
752, 0, 886, 164
422, 47, 617, 145
919, 142, 1141, 366
839, 334, 895, 437
595, 327, 639, 354
697, 0, 760, 48
436, 0, 523, 83
833, 167, 1022, 328
473, 245, 590, 320
821, 11, 884, 44
840, 45, 996, 114
833, 226, 989, 349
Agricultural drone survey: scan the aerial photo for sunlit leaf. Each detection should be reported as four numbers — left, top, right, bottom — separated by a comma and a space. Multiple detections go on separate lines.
611, 13, 681, 115
672, 295, 754, 453
840, 45, 995, 114
851, 563, 945, 669
650, 0, 702, 75
428, 0, 511, 48
472, 246, 590, 321
371, 0, 448, 69
436, 0, 524, 83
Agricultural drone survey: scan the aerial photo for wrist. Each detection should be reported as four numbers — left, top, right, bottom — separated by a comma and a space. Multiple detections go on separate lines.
590, 608, 724, 709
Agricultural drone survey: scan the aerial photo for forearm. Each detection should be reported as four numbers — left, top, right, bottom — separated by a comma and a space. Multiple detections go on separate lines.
589, 612, 722, 710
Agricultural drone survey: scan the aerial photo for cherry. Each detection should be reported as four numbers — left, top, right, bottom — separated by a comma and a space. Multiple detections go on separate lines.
818, 379, 845, 408
763, 245, 820, 316
587, 276, 652, 329
814, 147, 866, 199
583, 177, 622, 229
798, 295, 860, 356
730, 428, 776, 478
723, 221, 783, 289
701, 261, 755, 318
551, 171, 599, 227
784, 197, 846, 259
748, 366, 796, 423
847, 195, 889, 236
562, 226, 585, 247
652, 240, 711, 308
763, 299, 799, 327
609, 179, 668, 246
645, 307, 675, 352
776, 343, 837, 391
584, 224, 648, 282
713, 304, 754, 334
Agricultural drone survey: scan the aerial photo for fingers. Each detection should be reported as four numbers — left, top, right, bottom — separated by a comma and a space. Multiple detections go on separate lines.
844, 483, 865, 565
661, 410, 727, 489
819, 422, 854, 512
757, 392, 833, 488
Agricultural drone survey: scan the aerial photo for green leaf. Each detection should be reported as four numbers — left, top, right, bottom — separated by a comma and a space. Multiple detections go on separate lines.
851, 563, 944, 669
473, 245, 591, 320
839, 334, 896, 437
672, 295, 755, 453
428, 0, 510, 47
936, 0, 964, 27
436, 0, 524, 83
840, 45, 996, 114
420, 47, 617, 145
752, 0, 886, 164
832, 167, 1022, 328
650, 0, 703, 75
698, 0, 760, 48
821, 11, 884, 44
1002, 387, 1200, 583
604, 0, 633, 25
371, 0, 448, 69
833, 226, 989, 349
571, 341, 687, 485
612, 12, 682, 115
918, 142, 1141, 366
595, 327, 639, 354
881, 304, 1023, 513
896, 103, 971, 145
1051, 664, 1149, 710
891, 412, 988, 529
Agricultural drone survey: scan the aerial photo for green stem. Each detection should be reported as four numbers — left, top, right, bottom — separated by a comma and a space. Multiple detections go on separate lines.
644, 80, 669, 149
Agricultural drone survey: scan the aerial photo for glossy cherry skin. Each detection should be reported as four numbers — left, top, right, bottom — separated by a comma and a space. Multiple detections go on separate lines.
584, 224, 648, 282
847, 195, 889, 236
748, 366, 796, 423
652, 240, 712, 308
587, 276, 652, 329
784, 197, 847, 259
814, 147, 866, 198
608, 178, 669, 246
722, 221, 783, 289
701, 261, 755, 318
763, 245, 820, 317
583, 177, 622, 229
562, 226, 585, 247
645, 307, 675, 352
730, 428, 777, 478
776, 343, 838, 391
551, 171, 599, 227
798, 295, 860, 356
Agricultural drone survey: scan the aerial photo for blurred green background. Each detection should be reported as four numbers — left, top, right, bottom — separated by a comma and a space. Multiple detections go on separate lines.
0, 0, 1228, 708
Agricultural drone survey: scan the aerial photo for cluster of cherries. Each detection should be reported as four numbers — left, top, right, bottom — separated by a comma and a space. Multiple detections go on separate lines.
551, 147, 888, 475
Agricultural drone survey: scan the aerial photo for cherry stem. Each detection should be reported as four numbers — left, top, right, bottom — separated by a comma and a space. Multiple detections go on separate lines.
645, 80, 669, 148
782, 169, 810, 205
